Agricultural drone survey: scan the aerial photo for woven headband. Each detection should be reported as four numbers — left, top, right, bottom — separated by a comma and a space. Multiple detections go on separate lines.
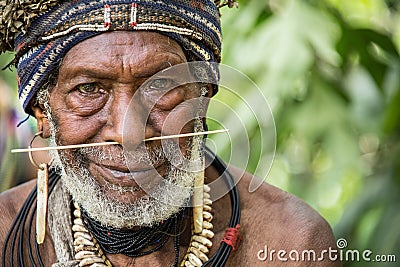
0, 0, 237, 114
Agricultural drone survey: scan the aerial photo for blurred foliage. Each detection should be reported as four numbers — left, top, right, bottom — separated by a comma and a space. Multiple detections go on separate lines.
0, 52, 35, 191
216, 0, 400, 266
0, 0, 399, 266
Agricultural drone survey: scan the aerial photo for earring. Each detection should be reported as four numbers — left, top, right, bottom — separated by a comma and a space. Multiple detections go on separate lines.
193, 156, 205, 234
28, 131, 51, 244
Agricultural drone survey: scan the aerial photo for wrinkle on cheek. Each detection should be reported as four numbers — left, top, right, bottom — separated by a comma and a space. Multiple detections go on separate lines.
50, 109, 107, 145
69, 105, 100, 115
151, 88, 185, 110
149, 103, 198, 135
49, 95, 106, 144
154, 84, 201, 110
66, 94, 109, 115
147, 110, 166, 131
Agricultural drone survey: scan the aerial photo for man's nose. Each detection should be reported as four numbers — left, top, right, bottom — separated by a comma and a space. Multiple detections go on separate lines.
101, 93, 154, 147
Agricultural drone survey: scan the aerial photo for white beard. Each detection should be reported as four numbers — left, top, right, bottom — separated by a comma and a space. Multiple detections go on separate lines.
49, 119, 203, 229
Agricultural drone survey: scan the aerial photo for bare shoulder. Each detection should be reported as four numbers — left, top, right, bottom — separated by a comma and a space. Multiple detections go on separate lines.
0, 180, 36, 252
228, 167, 340, 266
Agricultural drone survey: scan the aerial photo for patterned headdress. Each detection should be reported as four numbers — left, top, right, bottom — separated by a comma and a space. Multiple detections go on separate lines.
0, 0, 237, 114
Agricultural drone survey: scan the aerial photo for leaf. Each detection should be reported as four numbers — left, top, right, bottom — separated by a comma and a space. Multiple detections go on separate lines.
382, 85, 400, 134
358, 29, 399, 57
337, 25, 399, 90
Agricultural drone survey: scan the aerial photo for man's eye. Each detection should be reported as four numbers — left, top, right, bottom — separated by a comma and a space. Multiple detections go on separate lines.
76, 83, 103, 94
146, 78, 175, 91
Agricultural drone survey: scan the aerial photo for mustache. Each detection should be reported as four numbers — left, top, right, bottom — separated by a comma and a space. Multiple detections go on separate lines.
75, 141, 180, 166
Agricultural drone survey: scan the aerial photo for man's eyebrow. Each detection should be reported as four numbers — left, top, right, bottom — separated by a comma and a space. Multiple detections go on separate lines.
133, 53, 186, 78
133, 61, 177, 78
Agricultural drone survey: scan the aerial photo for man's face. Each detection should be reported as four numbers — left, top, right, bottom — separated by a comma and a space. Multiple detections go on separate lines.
44, 31, 206, 228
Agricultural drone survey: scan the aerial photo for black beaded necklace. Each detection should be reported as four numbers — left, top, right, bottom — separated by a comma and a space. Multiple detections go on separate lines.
80, 206, 186, 259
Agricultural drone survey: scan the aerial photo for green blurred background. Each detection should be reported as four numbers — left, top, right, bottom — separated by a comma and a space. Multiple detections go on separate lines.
1, 0, 399, 266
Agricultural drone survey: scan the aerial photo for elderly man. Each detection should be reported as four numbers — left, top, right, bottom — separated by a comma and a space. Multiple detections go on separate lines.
0, 0, 339, 266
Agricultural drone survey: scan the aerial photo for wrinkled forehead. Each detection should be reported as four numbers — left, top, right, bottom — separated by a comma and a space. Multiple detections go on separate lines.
63, 31, 185, 64
58, 31, 189, 81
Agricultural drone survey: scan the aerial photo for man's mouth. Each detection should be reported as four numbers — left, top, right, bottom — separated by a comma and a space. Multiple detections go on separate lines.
88, 161, 165, 189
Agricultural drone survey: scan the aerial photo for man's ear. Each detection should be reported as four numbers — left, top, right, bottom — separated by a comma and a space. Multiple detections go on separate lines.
31, 105, 51, 138
199, 84, 213, 124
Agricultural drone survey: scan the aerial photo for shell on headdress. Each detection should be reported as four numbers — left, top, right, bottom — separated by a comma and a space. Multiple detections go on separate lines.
213, 0, 239, 9
0, 0, 60, 53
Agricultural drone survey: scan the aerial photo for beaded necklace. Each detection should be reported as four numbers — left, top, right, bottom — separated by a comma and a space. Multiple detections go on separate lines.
79, 206, 184, 257
72, 184, 214, 267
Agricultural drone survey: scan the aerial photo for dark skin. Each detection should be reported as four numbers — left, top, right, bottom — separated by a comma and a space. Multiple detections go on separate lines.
0, 32, 341, 266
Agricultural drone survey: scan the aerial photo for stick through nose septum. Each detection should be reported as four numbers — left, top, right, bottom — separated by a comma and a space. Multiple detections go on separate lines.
11, 129, 229, 153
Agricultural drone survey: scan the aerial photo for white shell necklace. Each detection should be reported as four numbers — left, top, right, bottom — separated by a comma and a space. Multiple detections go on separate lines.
72, 184, 214, 267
